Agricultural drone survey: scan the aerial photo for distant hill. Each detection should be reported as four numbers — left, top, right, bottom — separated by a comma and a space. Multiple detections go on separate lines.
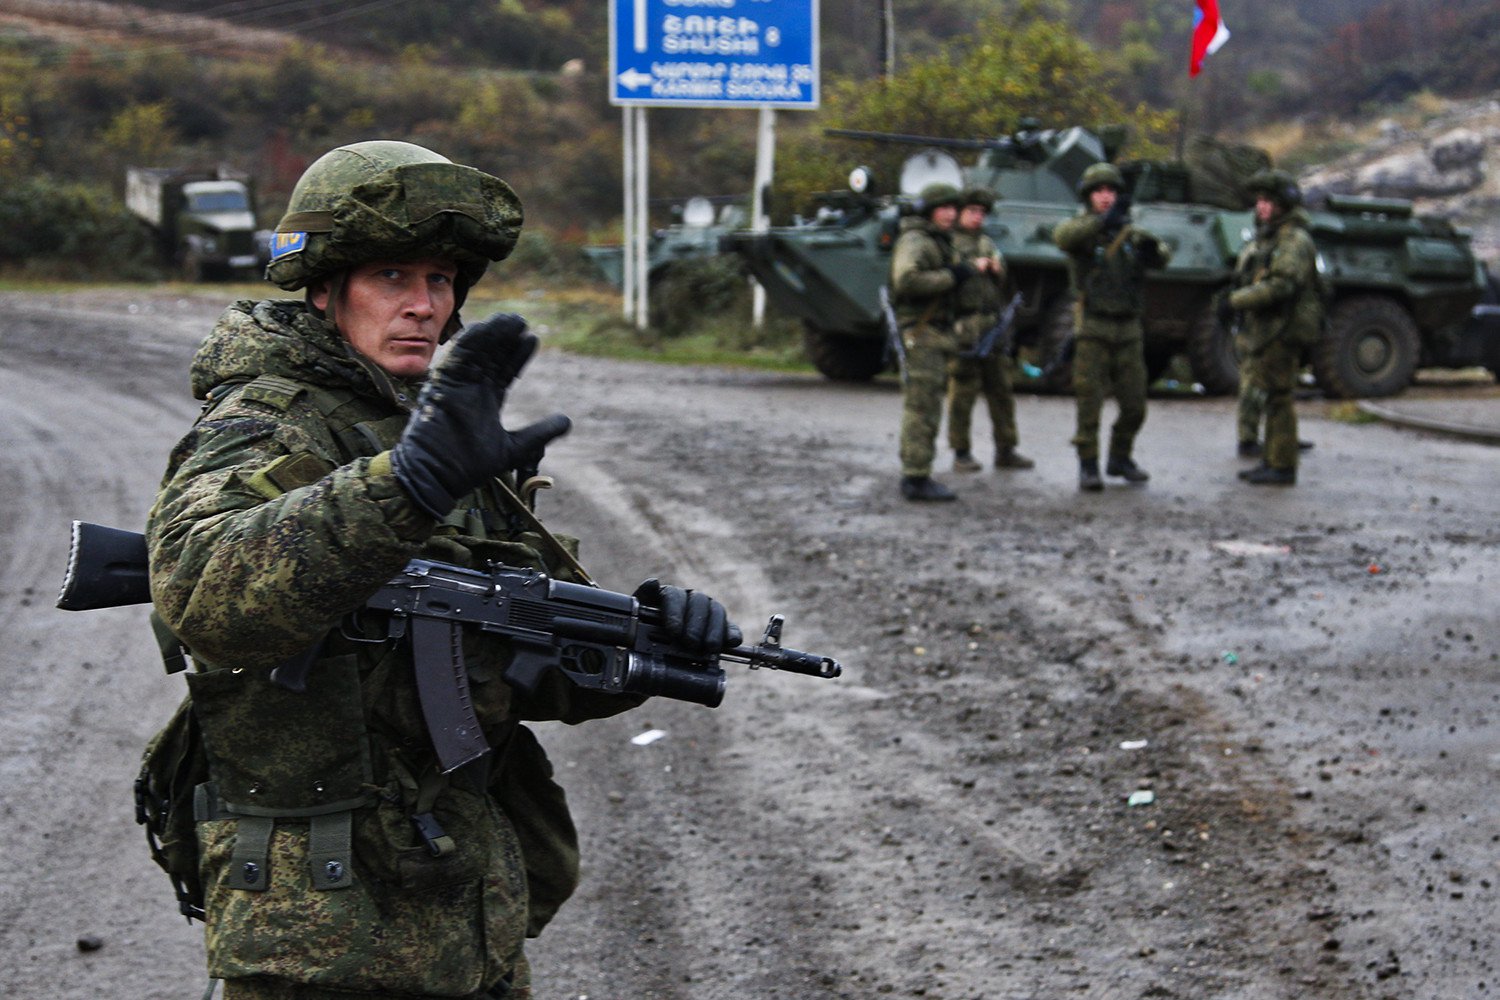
0, 0, 1494, 247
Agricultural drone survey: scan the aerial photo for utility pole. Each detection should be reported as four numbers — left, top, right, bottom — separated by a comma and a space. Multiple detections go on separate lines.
879, 0, 896, 79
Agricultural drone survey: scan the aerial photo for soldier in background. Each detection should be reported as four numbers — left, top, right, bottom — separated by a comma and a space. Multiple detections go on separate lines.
1229, 168, 1323, 486
1053, 163, 1170, 492
890, 182, 977, 502
946, 187, 1034, 474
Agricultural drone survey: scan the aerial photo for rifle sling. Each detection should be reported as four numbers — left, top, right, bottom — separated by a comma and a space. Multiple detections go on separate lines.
490, 475, 595, 587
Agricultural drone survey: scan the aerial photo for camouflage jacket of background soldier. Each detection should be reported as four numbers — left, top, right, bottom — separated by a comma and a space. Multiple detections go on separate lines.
951, 228, 1006, 347
1053, 211, 1170, 336
890, 215, 962, 336
147, 299, 636, 996
1229, 207, 1322, 355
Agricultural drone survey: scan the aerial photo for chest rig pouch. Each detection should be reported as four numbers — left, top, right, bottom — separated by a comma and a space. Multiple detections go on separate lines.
1080, 230, 1143, 318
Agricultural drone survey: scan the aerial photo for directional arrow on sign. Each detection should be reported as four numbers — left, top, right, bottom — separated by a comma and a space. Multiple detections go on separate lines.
617, 68, 652, 91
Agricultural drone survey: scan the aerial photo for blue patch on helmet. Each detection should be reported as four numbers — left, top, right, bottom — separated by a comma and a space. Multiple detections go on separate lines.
270, 232, 308, 259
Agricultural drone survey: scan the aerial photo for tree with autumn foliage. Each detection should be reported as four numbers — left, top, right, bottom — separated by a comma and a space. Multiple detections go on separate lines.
772, 0, 1177, 221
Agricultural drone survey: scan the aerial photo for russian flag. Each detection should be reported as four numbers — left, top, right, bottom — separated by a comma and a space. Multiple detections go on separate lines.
1190, 0, 1230, 77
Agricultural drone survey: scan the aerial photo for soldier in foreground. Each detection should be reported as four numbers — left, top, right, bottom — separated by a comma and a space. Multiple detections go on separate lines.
145, 140, 742, 998
1053, 163, 1170, 492
890, 182, 985, 502
946, 187, 1033, 474
1228, 168, 1323, 486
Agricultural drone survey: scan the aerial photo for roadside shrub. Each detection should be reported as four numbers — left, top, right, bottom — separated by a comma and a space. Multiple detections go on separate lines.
0, 177, 157, 278
649, 256, 746, 335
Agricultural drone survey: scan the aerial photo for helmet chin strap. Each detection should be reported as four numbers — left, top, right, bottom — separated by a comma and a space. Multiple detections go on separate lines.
307, 271, 347, 331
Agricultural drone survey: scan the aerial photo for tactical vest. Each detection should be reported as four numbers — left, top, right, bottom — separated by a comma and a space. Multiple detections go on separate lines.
1077, 229, 1144, 318
140, 373, 582, 936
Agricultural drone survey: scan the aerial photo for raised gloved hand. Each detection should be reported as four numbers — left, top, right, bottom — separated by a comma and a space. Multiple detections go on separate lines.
390, 313, 571, 520
633, 579, 743, 657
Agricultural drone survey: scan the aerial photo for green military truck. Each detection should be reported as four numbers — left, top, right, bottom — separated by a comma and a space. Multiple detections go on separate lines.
721, 125, 1493, 399
125, 166, 267, 281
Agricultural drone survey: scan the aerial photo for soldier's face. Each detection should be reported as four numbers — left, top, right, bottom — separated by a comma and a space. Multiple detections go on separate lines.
1254, 195, 1277, 223
313, 258, 459, 378
958, 205, 987, 231
1088, 186, 1118, 215
929, 204, 958, 230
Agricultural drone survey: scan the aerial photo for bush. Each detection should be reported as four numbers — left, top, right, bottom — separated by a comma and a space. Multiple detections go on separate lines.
0, 177, 157, 278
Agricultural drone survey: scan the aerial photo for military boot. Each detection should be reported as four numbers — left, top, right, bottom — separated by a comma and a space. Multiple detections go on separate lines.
1244, 464, 1296, 486
1237, 440, 1263, 458
995, 447, 1035, 470
1238, 461, 1267, 481
952, 450, 982, 473
1078, 459, 1104, 492
901, 475, 958, 502
1105, 455, 1149, 482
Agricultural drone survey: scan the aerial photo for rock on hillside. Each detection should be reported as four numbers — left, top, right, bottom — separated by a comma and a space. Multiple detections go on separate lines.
1301, 95, 1500, 265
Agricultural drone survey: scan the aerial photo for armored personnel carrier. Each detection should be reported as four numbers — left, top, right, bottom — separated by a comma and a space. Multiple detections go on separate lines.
721, 125, 1488, 398
583, 196, 746, 289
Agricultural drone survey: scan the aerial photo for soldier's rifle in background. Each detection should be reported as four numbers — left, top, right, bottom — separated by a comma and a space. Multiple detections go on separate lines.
57, 522, 841, 773
878, 284, 906, 384
959, 292, 1025, 361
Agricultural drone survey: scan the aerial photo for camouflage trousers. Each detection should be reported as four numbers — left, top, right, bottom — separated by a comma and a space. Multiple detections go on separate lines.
898, 331, 958, 478
1245, 339, 1300, 470
946, 351, 1019, 456
221, 971, 524, 1000
1070, 326, 1147, 462
1236, 336, 1265, 445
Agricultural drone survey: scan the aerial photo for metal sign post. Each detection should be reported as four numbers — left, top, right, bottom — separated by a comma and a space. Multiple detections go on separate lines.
609, 0, 819, 329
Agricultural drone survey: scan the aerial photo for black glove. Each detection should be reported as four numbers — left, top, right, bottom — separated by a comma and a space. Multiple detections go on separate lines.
946, 262, 976, 283
390, 313, 571, 519
634, 579, 743, 657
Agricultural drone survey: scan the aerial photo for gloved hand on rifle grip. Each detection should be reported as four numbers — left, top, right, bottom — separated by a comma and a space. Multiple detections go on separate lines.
390, 313, 572, 520
634, 579, 743, 656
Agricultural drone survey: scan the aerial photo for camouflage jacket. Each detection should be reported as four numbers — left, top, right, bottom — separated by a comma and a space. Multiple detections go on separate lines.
1229, 208, 1323, 354
951, 229, 1006, 345
889, 216, 961, 329
1053, 211, 1170, 327
146, 299, 621, 995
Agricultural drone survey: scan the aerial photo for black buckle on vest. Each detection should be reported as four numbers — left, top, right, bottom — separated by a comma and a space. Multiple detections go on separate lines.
411, 812, 454, 857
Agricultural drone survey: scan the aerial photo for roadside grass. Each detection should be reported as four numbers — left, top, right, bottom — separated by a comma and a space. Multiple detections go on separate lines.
470, 262, 815, 374
1328, 401, 1383, 424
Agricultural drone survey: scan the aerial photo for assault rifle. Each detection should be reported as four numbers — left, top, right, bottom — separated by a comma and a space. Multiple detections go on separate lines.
878, 284, 906, 383
959, 292, 1024, 361
58, 522, 841, 772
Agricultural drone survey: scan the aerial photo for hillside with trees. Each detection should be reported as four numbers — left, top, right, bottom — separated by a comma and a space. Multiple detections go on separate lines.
0, 0, 1492, 278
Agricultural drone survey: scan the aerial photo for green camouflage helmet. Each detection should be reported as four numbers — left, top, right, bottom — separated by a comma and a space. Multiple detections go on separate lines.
961, 187, 998, 211
265, 140, 523, 294
1077, 162, 1125, 201
1245, 167, 1303, 209
917, 182, 963, 216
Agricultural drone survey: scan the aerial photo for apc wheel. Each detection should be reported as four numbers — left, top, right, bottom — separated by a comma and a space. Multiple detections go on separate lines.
802, 324, 887, 382
1185, 302, 1240, 396
1313, 295, 1420, 399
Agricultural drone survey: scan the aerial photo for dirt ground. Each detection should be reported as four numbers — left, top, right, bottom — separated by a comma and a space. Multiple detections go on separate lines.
1, 287, 1497, 1000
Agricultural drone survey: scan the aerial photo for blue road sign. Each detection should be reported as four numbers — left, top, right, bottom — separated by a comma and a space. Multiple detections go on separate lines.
610, 0, 819, 109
